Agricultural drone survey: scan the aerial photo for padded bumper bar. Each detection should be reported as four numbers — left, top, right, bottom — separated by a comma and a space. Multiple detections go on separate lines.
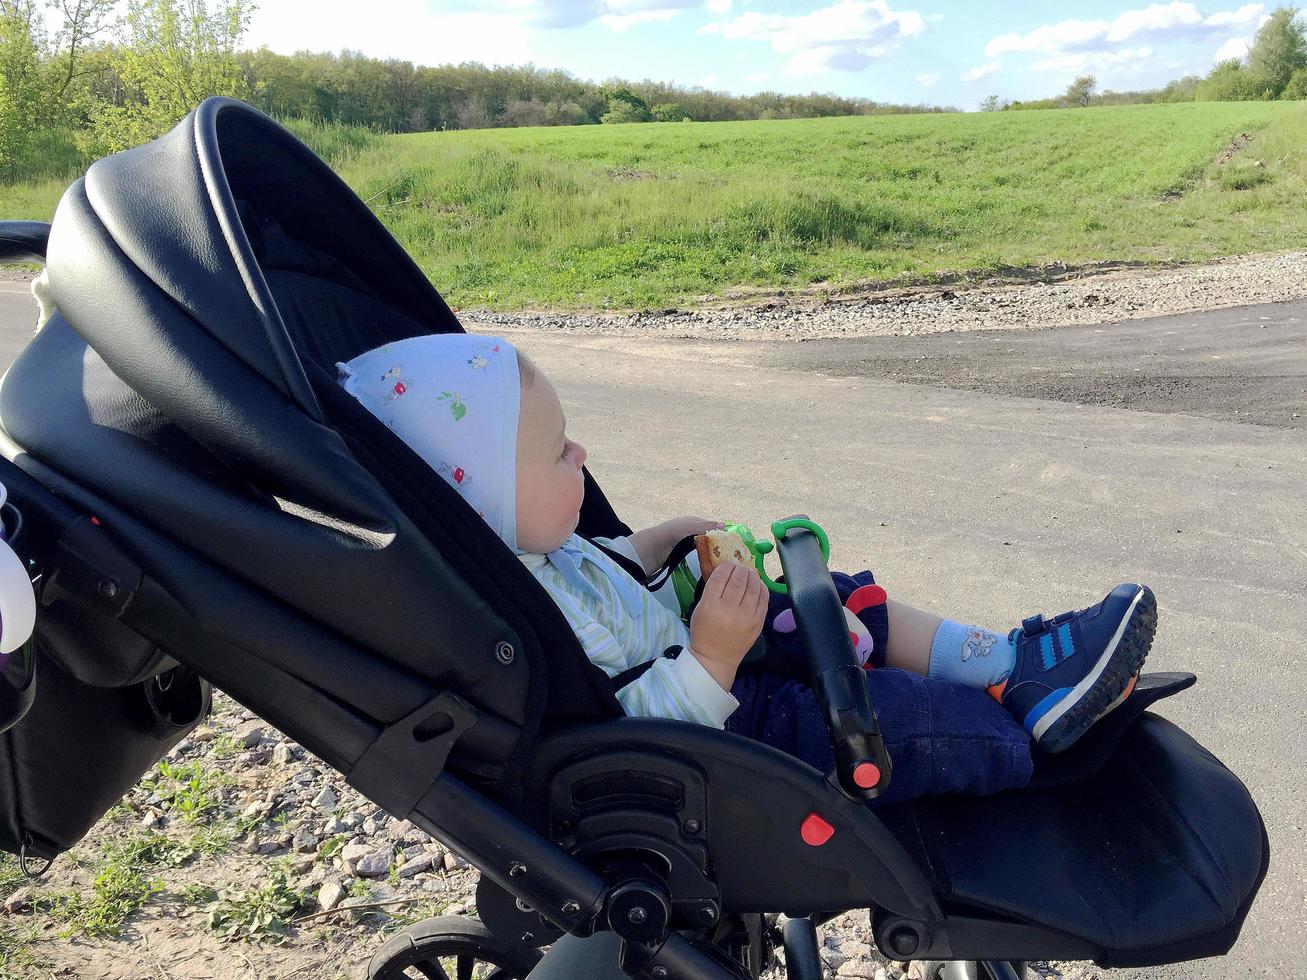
774, 515, 892, 800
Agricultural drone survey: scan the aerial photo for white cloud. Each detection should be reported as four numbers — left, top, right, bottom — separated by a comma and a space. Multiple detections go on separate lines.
745, 70, 771, 82
1030, 46, 1154, 72
1213, 35, 1250, 60
1202, 3, 1264, 27
1105, 2, 1204, 43
985, 3, 1265, 59
705, 0, 732, 11
915, 72, 941, 85
961, 61, 1000, 81
707, 0, 927, 75
986, 19, 1110, 58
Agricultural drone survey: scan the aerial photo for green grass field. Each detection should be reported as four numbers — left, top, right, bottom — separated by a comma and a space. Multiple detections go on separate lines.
3, 101, 1305, 310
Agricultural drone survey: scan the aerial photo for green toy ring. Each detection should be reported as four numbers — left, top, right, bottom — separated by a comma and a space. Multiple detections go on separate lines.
724, 518, 831, 595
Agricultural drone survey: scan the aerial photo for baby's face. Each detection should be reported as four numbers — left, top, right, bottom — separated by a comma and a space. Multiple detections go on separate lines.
516, 366, 588, 553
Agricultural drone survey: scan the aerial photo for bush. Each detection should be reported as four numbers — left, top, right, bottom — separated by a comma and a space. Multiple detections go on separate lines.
0, 7, 49, 182
651, 102, 688, 122
1282, 66, 1307, 99
1196, 60, 1261, 101
601, 99, 651, 124
544, 99, 590, 126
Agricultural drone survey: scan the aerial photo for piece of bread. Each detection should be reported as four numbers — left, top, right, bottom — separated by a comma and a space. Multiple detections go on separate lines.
695, 529, 752, 579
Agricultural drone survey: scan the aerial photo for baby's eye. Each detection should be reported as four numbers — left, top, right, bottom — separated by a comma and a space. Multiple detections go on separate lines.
559, 443, 572, 461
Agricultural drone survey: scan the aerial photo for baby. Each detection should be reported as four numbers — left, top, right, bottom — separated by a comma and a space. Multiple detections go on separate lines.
340, 334, 1157, 805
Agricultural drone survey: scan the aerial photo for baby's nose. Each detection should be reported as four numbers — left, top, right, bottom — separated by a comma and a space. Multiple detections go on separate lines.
573, 442, 587, 467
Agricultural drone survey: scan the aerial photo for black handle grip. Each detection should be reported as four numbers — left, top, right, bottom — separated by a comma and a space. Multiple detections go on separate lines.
0, 221, 49, 264
774, 515, 892, 800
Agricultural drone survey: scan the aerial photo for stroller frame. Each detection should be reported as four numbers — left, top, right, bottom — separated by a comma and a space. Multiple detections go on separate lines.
0, 99, 1268, 980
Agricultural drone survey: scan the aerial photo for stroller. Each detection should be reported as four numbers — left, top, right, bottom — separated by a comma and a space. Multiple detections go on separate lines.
0, 98, 1268, 980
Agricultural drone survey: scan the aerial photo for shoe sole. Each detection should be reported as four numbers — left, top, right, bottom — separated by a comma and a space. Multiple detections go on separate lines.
1030, 586, 1158, 754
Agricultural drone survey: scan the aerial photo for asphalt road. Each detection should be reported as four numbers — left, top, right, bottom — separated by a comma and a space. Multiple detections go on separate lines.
2, 279, 1304, 979
772, 302, 1306, 431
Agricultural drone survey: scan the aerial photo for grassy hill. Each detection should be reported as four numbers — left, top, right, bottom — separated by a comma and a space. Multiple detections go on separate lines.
3, 101, 1305, 310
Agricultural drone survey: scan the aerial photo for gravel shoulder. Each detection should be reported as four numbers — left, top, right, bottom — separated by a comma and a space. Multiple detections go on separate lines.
464, 251, 1307, 341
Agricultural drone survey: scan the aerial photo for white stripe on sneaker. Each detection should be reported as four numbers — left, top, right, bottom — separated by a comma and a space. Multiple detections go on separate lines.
1030, 587, 1145, 744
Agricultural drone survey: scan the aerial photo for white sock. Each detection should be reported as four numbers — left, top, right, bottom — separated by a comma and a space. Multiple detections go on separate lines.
927, 619, 1015, 690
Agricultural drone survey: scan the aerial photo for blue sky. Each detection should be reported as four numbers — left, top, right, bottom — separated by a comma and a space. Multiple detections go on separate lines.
243, 1, 1272, 109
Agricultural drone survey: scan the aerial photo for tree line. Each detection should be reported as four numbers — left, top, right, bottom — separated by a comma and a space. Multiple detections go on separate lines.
0, 0, 951, 183
981, 6, 1307, 111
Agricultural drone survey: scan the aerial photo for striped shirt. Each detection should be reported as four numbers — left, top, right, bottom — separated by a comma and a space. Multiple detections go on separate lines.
519, 534, 739, 728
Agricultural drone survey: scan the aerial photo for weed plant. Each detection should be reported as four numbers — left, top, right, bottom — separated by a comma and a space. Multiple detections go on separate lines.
139, 759, 229, 824
205, 868, 310, 943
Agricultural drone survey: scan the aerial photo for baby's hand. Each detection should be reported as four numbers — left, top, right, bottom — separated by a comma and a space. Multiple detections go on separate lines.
689, 563, 768, 691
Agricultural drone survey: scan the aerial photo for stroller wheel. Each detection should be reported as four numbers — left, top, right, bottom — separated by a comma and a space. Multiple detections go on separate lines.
368, 915, 542, 980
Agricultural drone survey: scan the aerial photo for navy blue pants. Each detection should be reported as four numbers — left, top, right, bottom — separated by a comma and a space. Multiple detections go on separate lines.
725, 571, 1034, 807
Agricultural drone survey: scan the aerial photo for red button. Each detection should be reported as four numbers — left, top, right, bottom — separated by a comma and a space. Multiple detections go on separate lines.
853, 763, 881, 789
800, 812, 835, 847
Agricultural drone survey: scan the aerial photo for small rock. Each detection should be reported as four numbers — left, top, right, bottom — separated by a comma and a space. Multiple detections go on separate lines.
293, 828, 319, 853
3, 886, 32, 914
311, 786, 338, 810
190, 726, 216, 743
141, 811, 160, 830
321, 817, 347, 836
396, 854, 432, 878
355, 849, 393, 879
822, 949, 849, 971
443, 852, 467, 871
244, 838, 285, 856
385, 819, 418, 842
340, 842, 373, 869
271, 743, 294, 765
233, 719, 266, 748
240, 799, 267, 820
836, 956, 878, 978
317, 880, 346, 912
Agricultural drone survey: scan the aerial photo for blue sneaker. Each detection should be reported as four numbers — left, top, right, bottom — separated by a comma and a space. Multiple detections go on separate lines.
992, 584, 1157, 754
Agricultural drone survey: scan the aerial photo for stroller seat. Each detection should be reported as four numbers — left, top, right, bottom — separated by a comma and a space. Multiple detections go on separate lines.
0, 99, 1267, 978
